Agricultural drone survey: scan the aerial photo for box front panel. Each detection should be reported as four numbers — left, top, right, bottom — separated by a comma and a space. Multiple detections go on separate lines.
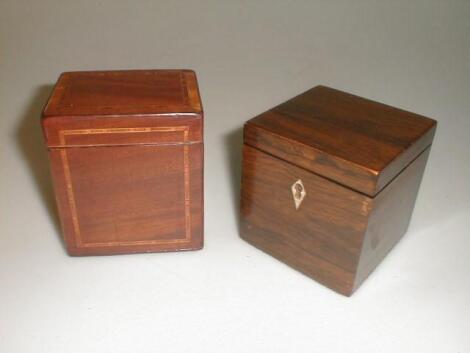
49, 142, 203, 255
240, 145, 371, 295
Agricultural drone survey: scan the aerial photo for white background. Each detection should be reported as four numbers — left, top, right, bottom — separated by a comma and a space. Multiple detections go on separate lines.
1, 1, 469, 352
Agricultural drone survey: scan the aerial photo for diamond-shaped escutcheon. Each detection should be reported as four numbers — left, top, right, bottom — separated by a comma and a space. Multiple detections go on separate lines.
291, 179, 306, 210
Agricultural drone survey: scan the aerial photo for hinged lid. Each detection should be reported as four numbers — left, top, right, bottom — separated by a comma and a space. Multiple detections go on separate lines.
244, 86, 436, 197
42, 69, 203, 148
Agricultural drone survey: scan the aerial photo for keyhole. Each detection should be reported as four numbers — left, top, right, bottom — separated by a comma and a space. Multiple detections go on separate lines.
294, 183, 303, 200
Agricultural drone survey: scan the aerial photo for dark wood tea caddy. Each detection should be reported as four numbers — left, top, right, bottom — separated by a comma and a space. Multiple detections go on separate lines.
240, 85, 436, 296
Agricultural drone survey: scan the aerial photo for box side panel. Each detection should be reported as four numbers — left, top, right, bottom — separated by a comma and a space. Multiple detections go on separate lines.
240, 144, 372, 296
48, 142, 203, 256
375, 125, 436, 194
353, 147, 431, 291
188, 142, 204, 250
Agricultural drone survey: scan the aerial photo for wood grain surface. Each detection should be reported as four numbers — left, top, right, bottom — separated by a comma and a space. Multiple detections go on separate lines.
240, 85, 436, 295
245, 85, 436, 196
42, 69, 203, 255
241, 144, 369, 295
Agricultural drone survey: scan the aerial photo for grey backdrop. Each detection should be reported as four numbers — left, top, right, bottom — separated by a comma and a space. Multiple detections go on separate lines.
1, 1, 469, 352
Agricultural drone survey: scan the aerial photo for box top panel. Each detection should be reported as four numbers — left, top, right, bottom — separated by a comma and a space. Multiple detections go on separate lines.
244, 86, 436, 197
43, 69, 202, 117
42, 70, 203, 148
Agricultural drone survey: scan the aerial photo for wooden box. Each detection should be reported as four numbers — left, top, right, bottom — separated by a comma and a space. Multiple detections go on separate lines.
41, 70, 203, 256
240, 86, 436, 296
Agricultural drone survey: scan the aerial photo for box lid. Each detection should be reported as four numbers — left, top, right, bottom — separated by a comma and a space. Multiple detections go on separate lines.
244, 86, 436, 197
42, 69, 203, 147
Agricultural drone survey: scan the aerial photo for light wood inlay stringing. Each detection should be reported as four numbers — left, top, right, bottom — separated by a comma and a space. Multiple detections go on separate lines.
58, 126, 193, 248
